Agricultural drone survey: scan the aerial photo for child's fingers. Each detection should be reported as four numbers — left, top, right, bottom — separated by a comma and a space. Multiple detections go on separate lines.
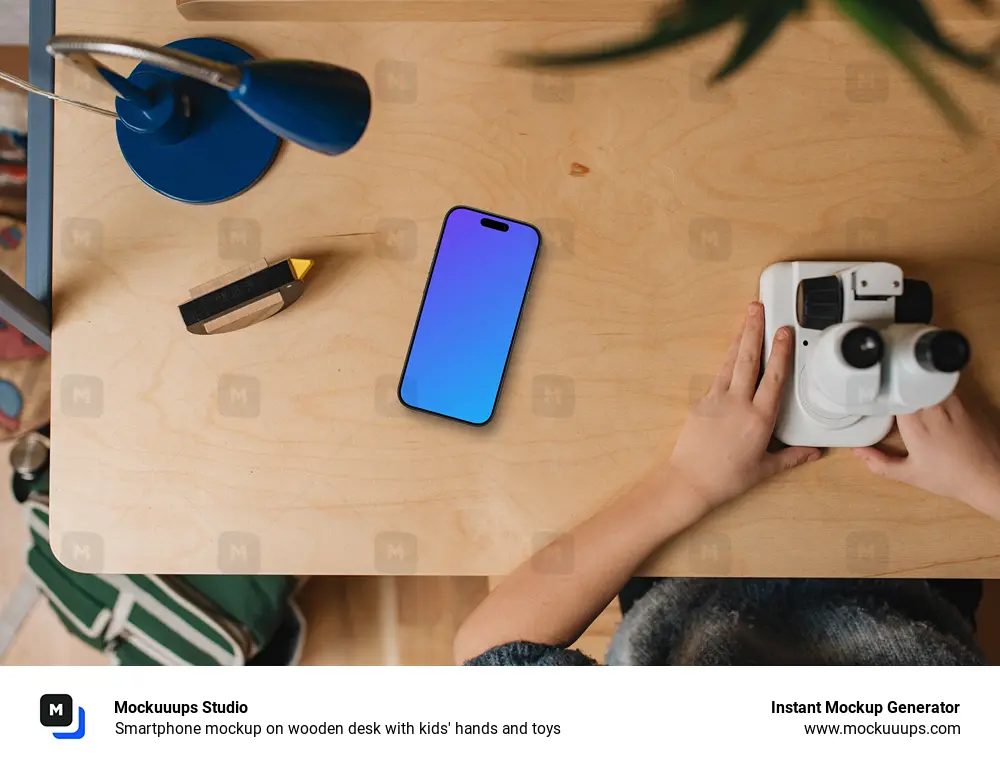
730, 302, 764, 398
753, 326, 793, 415
895, 413, 925, 442
712, 327, 744, 394
942, 393, 963, 417
918, 402, 951, 430
852, 447, 910, 482
763, 446, 821, 478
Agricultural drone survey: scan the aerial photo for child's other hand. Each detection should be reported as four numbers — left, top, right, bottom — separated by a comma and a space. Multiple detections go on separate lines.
853, 395, 1000, 519
667, 301, 821, 511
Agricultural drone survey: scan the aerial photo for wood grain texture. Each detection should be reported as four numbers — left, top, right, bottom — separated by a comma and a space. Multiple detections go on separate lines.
0, 46, 29, 87
397, 576, 489, 664
51, 0, 1000, 576
295, 575, 488, 665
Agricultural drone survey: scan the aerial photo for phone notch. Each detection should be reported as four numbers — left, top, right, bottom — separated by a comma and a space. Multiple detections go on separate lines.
480, 218, 509, 232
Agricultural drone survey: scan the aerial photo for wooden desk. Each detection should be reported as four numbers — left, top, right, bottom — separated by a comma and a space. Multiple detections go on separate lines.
51, 0, 1000, 576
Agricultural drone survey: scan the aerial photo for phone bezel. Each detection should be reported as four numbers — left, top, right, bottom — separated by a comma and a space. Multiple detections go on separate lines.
396, 205, 543, 427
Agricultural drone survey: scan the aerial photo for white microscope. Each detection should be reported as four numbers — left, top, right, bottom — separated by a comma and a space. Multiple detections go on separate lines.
760, 262, 970, 447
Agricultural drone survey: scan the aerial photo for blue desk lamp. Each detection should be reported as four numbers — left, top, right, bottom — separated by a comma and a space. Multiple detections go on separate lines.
46, 36, 372, 204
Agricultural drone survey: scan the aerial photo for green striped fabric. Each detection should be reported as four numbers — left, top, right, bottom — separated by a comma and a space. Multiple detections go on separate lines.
18, 468, 300, 666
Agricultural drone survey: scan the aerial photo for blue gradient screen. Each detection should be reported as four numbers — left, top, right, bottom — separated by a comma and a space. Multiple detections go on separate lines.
399, 207, 540, 425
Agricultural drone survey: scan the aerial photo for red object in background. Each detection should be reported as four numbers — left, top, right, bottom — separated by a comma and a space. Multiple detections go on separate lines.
0, 162, 26, 180
0, 409, 18, 432
0, 319, 46, 360
0, 224, 22, 249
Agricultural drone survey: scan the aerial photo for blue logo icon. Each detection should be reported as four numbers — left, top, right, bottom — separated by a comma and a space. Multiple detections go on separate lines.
40, 694, 86, 740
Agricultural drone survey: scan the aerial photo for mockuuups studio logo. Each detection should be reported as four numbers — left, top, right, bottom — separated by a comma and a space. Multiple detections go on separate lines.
40, 694, 86, 740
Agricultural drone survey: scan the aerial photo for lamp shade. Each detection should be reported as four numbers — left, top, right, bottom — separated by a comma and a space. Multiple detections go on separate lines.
232, 60, 371, 156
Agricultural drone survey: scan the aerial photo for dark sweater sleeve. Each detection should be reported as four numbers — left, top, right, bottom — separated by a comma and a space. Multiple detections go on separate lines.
464, 641, 598, 666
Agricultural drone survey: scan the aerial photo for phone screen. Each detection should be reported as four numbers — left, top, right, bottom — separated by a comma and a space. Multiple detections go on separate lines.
398, 206, 541, 425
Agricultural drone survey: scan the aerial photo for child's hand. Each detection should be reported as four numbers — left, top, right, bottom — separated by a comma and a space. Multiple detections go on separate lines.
667, 301, 822, 511
853, 395, 1000, 519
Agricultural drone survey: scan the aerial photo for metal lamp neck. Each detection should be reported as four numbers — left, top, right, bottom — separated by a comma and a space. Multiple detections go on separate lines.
46, 35, 242, 91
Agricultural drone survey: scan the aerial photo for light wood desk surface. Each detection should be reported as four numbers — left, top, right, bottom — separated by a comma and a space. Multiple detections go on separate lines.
51, 0, 1000, 576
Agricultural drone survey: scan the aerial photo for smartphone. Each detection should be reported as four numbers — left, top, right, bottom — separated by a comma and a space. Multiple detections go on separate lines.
398, 206, 542, 426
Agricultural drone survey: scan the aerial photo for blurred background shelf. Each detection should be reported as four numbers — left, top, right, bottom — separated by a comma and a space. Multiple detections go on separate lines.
176, 0, 665, 22
174, 0, 990, 22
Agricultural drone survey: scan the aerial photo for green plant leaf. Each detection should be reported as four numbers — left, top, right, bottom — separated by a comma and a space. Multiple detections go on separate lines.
833, 0, 977, 136
510, 0, 745, 68
710, 2, 802, 82
879, 0, 996, 71
508, 0, 990, 136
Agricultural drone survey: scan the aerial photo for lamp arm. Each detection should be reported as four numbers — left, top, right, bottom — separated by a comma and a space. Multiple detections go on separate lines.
46, 35, 243, 91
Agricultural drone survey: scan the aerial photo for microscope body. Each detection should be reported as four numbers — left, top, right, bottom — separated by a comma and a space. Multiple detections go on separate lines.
759, 262, 970, 447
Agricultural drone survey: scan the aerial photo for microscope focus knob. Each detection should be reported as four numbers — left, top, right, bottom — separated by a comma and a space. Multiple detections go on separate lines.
915, 330, 970, 373
797, 276, 843, 330
895, 279, 934, 324
841, 327, 884, 369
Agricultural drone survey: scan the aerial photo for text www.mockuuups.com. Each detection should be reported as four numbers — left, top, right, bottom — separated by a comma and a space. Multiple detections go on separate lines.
803, 722, 960, 736
773, 700, 962, 737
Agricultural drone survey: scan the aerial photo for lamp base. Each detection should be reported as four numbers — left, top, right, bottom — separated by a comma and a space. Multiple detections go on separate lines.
116, 38, 280, 204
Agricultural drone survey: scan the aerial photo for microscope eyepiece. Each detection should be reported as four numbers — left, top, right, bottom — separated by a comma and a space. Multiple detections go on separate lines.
915, 330, 970, 373
840, 327, 884, 369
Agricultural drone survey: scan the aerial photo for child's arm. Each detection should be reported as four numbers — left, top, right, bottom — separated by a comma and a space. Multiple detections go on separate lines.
453, 302, 821, 663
